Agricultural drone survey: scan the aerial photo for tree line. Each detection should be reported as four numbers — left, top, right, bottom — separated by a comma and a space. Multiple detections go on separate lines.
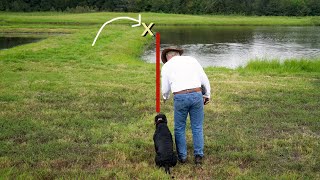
1, 0, 320, 16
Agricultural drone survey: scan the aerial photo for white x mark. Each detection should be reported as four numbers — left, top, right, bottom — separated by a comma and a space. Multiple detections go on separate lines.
141, 23, 155, 37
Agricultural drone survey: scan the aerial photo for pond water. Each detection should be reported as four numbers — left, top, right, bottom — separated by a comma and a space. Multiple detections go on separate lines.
0, 37, 42, 50
142, 26, 320, 68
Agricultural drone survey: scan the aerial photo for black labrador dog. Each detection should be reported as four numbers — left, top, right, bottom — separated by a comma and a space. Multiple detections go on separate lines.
153, 113, 177, 174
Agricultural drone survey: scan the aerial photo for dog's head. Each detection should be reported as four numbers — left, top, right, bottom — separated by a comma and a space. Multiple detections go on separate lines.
155, 113, 168, 125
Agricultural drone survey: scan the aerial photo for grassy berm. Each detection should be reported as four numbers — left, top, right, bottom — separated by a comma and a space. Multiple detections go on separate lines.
0, 12, 320, 179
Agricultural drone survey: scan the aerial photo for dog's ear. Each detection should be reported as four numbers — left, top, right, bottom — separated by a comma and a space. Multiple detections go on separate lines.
155, 115, 159, 124
161, 114, 168, 123
155, 114, 163, 123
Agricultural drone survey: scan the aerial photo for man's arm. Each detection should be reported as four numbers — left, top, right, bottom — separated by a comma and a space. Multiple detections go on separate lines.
194, 60, 211, 99
161, 67, 171, 100
200, 70, 211, 98
200, 68, 211, 105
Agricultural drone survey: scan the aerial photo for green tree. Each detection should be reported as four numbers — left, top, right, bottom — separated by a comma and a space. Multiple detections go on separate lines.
127, 0, 150, 12
307, 0, 320, 15
11, 0, 30, 11
2, 0, 320, 16
40, 0, 52, 11
101, 1, 115, 11
213, 0, 227, 14
253, 0, 270, 15
0, 0, 9, 11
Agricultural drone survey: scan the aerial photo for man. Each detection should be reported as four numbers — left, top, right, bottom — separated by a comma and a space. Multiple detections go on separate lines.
161, 47, 211, 165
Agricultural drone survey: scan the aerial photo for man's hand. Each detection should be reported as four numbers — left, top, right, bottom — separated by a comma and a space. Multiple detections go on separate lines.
163, 99, 167, 104
203, 97, 210, 105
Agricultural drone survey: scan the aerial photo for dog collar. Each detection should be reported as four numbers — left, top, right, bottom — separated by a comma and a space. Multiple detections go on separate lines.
155, 119, 165, 125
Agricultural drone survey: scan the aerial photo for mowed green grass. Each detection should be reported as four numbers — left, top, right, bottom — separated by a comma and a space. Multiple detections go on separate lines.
1, 12, 320, 26
0, 12, 320, 179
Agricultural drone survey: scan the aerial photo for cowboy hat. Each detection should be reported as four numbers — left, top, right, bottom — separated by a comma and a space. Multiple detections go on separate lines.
161, 47, 183, 64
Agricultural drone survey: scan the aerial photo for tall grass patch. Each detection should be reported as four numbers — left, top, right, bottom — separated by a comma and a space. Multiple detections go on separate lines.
239, 59, 320, 73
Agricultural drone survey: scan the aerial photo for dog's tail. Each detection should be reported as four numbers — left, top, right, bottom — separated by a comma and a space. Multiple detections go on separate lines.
165, 164, 175, 179
165, 164, 170, 174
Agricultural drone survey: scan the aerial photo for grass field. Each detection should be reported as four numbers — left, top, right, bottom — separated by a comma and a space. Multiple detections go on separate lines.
0, 12, 320, 179
2, 12, 320, 26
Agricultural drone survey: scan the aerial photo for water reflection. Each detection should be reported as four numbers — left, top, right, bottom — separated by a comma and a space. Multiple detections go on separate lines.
0, 37, 42, 50
142, 26, 320, 68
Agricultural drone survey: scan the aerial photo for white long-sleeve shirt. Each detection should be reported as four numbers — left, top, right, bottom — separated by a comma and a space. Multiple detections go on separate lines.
161, 56, 211, 100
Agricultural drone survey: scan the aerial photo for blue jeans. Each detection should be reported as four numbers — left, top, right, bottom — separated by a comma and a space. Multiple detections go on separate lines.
174, 91, 204, 160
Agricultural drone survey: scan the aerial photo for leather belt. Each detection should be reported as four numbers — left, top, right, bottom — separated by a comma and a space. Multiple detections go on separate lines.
173, 87, 202, 95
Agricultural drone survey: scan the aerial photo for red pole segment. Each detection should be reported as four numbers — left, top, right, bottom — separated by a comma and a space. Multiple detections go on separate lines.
156, 33, 161, 113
